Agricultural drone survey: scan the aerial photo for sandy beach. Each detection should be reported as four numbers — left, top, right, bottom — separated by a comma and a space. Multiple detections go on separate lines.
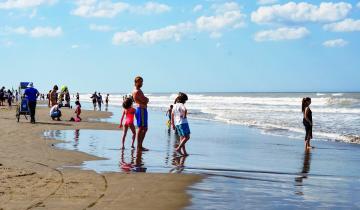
0, 105, 201, 210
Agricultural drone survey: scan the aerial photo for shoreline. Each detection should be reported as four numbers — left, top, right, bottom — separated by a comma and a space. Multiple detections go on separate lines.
0, 105, 202, 210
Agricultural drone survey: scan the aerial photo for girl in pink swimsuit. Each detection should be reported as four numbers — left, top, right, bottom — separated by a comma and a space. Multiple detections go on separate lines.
119, 97, 136, 149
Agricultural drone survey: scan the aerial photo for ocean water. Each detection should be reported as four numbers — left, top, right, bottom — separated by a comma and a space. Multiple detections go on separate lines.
78, 92, 360, 144
43, 109, 360, 210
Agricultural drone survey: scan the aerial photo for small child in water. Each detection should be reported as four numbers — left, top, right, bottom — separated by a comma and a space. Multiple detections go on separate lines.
166, 105, 173, 128
119, 97, 136, 149
172, 92, 191, 156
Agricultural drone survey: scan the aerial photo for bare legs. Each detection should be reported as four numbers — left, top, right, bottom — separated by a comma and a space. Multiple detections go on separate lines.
122, 124, 136, 149
305, 139, 311, 150
176, 135, 190, 156
137, 127, 148, 151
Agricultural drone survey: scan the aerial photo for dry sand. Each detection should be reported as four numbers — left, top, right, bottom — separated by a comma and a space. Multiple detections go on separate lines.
0, 104, 201, 210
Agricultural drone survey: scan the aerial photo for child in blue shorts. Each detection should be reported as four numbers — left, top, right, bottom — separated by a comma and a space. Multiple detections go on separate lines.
172, 92, 190, 156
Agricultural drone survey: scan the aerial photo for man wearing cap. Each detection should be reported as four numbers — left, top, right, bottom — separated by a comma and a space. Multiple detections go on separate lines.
24, 82, 39, 124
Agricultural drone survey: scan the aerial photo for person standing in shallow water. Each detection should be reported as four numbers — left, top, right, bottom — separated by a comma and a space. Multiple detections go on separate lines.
302, 97, 313, 150
132, 76, 149, 151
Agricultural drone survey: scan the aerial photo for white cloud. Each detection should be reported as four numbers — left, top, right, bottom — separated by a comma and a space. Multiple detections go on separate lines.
196, 2, 245, 32
72, 0, 171, 18
323, 19, 360, 32
113, 30, 141, 44
323, 38, 348, 47
131, 2, 171, 15
212, 2, 240, 14
29, 26, 62, 37
89, 24, 113, 32
0, 26, 62, 38
193, 4, 203, 12
0, 0, 56, 9
1, 26, 28, 35
113, 2, 246, 45
254, 27, 310, 42
251, 2, 352, 24
358, 2, 360, 8
257, 0, 278, 5
113, 22, 193, 45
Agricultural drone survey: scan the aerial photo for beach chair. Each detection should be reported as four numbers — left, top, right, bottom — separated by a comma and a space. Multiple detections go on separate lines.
15, 82, 31, 122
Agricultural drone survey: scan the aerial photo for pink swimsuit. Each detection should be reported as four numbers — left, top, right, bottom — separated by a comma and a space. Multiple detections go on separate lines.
125, 108, 135, 125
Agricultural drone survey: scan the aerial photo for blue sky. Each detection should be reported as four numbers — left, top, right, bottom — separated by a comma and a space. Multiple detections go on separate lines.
0, 0, 359, 93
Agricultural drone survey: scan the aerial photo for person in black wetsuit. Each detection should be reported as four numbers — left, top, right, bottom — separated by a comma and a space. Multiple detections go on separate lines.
302, 97, 313, 150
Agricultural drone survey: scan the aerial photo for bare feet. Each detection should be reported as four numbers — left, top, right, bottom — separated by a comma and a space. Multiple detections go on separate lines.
141, 147, 149, 151
175, 148, 183, 156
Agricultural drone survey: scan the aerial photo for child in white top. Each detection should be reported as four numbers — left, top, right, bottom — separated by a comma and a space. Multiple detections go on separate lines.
171, 92, 190, 156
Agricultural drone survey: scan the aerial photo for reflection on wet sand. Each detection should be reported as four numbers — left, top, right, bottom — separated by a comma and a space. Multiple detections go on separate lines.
170, 156, 187, 174
73, 129, 80, 149
295, 150, 312, 195
119, 148, 147, 172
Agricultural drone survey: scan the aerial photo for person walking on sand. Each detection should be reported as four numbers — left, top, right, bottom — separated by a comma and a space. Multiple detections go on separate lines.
302, 97, 313, 150
0, 87, 4, 106
24, 82, 39, 124
119, 97, 136, 149
7, 89, 13, 108
132, 76, 149, 151
15, 90, 19, 103
172, 92, 191, 156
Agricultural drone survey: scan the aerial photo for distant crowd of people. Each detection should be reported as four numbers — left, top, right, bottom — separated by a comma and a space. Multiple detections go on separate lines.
0, 86, 18, 107
90, 92, 109, 111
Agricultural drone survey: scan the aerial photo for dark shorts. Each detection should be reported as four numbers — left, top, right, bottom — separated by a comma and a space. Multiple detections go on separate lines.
303, 120, 312, 140
51, 110, 62, 118
176, 123, 191, 137
136, 107, 148, 128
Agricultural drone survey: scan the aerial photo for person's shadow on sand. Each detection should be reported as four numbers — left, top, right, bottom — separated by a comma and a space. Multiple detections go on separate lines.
295, 150, 312, 195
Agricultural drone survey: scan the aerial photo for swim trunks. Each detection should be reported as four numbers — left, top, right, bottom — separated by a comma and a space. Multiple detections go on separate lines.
175, 123, 190, 137
136, 107, 148, 128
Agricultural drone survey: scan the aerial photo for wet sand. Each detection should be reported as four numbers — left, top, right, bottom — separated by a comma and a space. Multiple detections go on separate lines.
0, 105, 201, 210
44, 107, 360, 210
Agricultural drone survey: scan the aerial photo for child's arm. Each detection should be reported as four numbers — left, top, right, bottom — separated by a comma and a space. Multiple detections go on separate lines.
119, 110, 125, 128
184, 108, 187, 118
